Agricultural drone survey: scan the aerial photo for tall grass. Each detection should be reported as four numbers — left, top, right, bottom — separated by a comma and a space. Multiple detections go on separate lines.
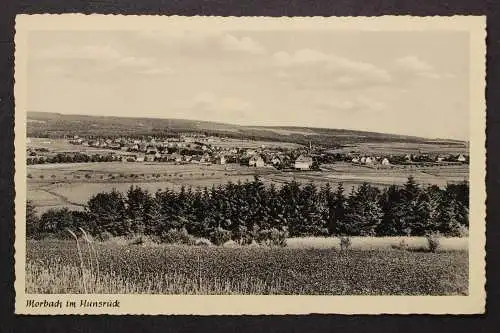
65, 228, 101, 293
26, 239, 469, 295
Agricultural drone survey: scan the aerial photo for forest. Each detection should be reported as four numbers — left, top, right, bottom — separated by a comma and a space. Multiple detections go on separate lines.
26, 176, 469, 245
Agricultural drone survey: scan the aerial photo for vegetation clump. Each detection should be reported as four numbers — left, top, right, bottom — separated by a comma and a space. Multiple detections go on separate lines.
26, 176, 469, 243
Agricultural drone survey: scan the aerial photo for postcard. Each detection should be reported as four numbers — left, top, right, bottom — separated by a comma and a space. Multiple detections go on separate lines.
14, 14, 486, 315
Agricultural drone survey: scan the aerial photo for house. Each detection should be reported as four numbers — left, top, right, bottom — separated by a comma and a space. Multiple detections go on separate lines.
136, 155, 145, 162
246, 149, 257, 157
271, 156, 282, 166
216, 156, 227, 165
294, 155, 313, 170
360, 157, 366, 164
249, 155, 265, 167
381, 158, 390, 166
200, 153, 211, 163
171, 153, 182, 163
457, 154, 467, 162
365, 157, 373, 165
351, 157, 360, 163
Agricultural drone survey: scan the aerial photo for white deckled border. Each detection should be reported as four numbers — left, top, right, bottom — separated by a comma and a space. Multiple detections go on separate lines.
14, 14, 486, 315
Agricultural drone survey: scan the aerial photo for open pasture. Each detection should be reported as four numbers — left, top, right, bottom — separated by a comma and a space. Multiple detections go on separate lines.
286, 236, 468, 251
206, 137, 303, 150
26, 239, 468, 295
327, 141, 468, 155
27, 137, 117, 154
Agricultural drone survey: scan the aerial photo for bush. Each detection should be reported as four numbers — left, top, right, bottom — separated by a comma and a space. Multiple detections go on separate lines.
256, 228, 288, 247
223, 239, 239, 247
194, 238, 212, 246
452, 224, 469, 237
210, 227, 232, 246
129, 234, 160, 246
340, 236, 352, 251
426, 233, 441, 253
161, 228, 196, 245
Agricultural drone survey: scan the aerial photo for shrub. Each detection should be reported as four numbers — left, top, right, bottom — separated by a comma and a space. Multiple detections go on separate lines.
452, 224, 469, 237
128, 234, 160, 246
233, 225, 248, 245
256, 228, 288, 247
210, 227, 232, 246
161, 228, 195, 245
426, 233, 441, 253
223, 239, 239, 247
340, 236, 352, 251
194, 238, 212, 246
269, 227, 288, 247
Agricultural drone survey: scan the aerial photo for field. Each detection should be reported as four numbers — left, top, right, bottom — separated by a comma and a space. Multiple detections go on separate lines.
26, 239, 468, 295
327, 141, 468, 155
27, 159, 469, 213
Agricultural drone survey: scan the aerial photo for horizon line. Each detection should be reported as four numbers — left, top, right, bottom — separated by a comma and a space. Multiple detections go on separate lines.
27, 110, 469, 143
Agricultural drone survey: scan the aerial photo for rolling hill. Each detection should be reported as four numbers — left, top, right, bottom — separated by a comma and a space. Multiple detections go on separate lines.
27, 111, 467, 148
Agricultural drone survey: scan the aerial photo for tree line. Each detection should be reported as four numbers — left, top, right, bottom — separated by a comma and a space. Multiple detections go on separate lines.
27, 176, 469, 243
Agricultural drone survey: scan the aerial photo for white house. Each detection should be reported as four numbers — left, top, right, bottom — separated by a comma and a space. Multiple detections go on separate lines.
381, 158, 390, 166
457, 154, 466, 162
365, 157, 373, 164
249, 155, 265, 167
216, 156, 227, 165
351, 157, 360, 163
294, 155, 313, 170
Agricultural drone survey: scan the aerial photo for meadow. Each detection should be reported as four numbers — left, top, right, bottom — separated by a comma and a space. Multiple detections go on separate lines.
26, 239, 468, 295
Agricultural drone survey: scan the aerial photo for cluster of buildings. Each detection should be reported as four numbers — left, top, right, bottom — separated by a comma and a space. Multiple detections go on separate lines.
40, 135, 317, 170
29, 134, 468, 170
349, 152, 468, 166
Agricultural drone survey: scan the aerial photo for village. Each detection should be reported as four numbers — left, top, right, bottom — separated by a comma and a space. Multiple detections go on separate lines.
26, 133, 470, 171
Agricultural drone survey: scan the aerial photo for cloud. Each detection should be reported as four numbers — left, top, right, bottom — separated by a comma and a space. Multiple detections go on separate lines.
315, 95, 386, 113
221, 34, 266, 55
272, 49, 391, 90
35, 44, 173, 78
394, 56, 441, 79
133, 30, 266, 56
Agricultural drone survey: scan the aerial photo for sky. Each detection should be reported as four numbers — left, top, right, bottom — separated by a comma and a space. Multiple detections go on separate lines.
27, 29, 470, 140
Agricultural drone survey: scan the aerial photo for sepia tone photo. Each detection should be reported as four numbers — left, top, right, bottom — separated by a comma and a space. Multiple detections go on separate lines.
14, 15, 486, 315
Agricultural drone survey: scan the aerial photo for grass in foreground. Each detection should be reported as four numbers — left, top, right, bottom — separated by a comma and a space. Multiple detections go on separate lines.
26, 239, 468, 295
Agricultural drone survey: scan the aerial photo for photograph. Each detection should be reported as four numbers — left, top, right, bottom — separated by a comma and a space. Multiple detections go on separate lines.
14, 15, 486, 315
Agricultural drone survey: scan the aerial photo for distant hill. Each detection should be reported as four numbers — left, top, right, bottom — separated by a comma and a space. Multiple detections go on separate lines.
27, 111, 466, 148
